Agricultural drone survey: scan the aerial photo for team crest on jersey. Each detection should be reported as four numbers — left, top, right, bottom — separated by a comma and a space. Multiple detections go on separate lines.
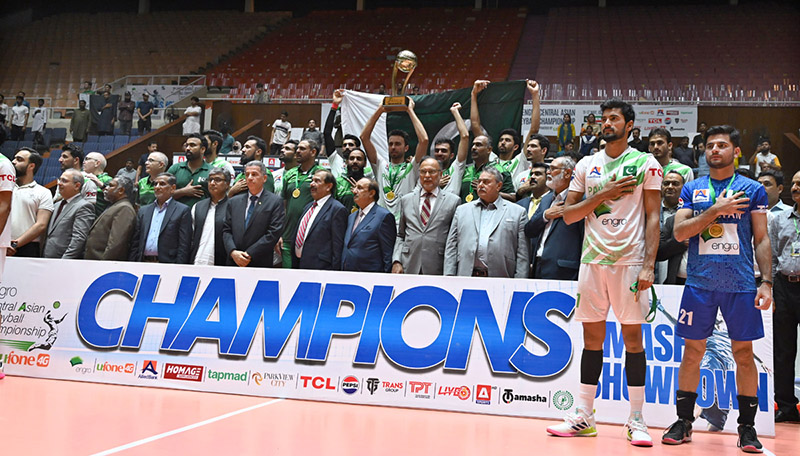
622, 166, 637, 177
588, 166, 602, 178
678, 197, 685, 208
692, 189, 709, 203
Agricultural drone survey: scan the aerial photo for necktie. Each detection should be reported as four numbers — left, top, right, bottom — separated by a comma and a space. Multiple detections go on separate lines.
245, 195, 258, 227
352, 210, 364, 234
295, 202, 317, 251
53, 201, 66, 223
421, 192, 432, 226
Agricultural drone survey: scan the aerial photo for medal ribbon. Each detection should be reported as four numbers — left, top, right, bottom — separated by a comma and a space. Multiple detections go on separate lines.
386, 162, 413, 191
707, 173, 737, 205
294, 165, 320, 192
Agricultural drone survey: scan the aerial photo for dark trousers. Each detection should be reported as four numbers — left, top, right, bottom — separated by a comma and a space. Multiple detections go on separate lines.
10, 125, 24, 141
773, 273, 800, 411
15, 242, 40, 257
119, 120, 132, 135
137, 118, 151, 134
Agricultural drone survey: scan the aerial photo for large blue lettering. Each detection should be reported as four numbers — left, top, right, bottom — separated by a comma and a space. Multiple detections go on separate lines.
77, 272, 138, 348
353, 286, 394, 364
170, 279, 238, 352
508, 291, 575, 377
121, 275, 197, 349
305, 284, 370, 361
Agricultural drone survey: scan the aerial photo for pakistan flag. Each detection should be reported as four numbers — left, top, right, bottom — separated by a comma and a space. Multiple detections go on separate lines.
340, 81, 526, 162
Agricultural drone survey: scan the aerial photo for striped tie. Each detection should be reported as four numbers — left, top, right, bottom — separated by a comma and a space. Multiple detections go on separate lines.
421, 192, 432, 227
295, 202, 317, 251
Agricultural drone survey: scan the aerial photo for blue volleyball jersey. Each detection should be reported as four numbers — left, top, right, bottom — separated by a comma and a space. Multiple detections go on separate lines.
678, 174, 768, 292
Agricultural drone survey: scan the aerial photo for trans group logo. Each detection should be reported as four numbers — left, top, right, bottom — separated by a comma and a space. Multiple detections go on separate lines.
553, 390, 574, 410
366, 378, 379, 395
341, 376, 359, 394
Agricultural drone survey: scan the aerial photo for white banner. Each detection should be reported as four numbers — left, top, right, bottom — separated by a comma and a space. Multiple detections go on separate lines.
0, 258, 773, 435
524, 104, 698, 138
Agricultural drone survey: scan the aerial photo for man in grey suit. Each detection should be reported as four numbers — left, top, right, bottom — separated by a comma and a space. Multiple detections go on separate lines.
43, 169, 95, 259
444, 167, 529, 278
129, 173, 193, 263
393, 157, 460, 275
84, 176, 137, 260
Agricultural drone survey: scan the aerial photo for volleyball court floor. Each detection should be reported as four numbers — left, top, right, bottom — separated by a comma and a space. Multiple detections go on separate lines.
1, 376, 797, 455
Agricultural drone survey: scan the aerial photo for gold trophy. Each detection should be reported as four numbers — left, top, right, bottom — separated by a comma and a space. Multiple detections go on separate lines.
382, 50, 418, 112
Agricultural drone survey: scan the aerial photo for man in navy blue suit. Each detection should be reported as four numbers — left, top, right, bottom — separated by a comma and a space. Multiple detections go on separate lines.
292, 169, 347, 269
525, 156, 583, 280
342, 178, 396, 273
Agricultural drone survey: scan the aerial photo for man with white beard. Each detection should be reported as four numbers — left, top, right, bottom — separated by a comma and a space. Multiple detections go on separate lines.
524, 156, 583, 279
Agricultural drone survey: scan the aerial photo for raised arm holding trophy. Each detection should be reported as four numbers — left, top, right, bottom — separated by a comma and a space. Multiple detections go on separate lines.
382, 50, 418, 112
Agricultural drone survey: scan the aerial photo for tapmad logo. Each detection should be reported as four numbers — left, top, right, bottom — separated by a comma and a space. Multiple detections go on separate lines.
693, 189, 710, 203
164, 363, 204, 382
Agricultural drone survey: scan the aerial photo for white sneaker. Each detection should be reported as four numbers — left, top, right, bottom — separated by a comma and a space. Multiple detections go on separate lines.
624, 412, 653, 447
546, 408, 597, 437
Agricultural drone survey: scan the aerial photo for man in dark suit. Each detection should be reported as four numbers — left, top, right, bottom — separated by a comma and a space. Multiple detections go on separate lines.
525, 156, 583, 280
84, 176, 136, 260
129, 173, 193, 263
223, 161, 285, 267
342, 178, 396, 273
655, 170, 687, 284
392, 157, 460, 275
190, 167, 230, 265
292, 169, 347, 269
43, 169, 95, 259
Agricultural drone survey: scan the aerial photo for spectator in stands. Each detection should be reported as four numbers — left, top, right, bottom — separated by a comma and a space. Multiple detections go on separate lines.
137, 151, 168, 207
84, 176, 136, 261
222, 161, 285, 268
136, 93, 154, 134
42, 169, 95, 259
648, 128, 694, 183
9, 95, 29, 141
17, 91, 29, 109
70, 100, 91, 143
433, 103, 470, 197
253, 83, 270, 104
768, 169, 800, 423
168, 133, 210, 207
229, 136, 275, 197
117, 92, 135, 136
673, 137, 694, 169
301, 119, 324, 155
83, 152, 113, 215
412, 86, 421, 96
557, 113, 575, 152
273, 139, 298, 195
582, 113, 600, 136
656, 170, 687, 285
183, 97, 202, 136
218, 125, 235, 155
376, 84, 386, 95
278, 139, 324, 268
691, 121, 707, 149
115, 158, 137, 182
202, 129, 236, 180
516, 163, 549, 216
78, 81, 94, 105
0, 94, 8, 125
694, 141, 709, 177
31, 99, 47, 146
55, 144, 97, 204
758, 170, 790, 212
9, 148, 53, 257
392, 157, 460, 275
269, 111, 292, 155
444, 167, 529, 278
750, 137, 781, 177
361, 99, 428, 220
341, 178, 395, 273
129, 173, 192, 264
190, 167, 230, 266
672, 135, 696, 168
525, 156, 582, 280
628, 127, 647, 152
525, 134, 550, 166
96, 91, 116, 136
292, 169, 347, 270
579, 124, 598, 157
136, 141, 159, 181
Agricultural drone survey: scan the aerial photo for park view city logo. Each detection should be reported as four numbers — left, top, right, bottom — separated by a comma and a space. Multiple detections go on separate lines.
164, 363, 204, 382
139, 360, 159, 380
252, 372, 294, 388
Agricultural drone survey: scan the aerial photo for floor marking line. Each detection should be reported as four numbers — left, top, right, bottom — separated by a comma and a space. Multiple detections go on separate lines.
90, 398, 284, 456
763, 447, 776, 456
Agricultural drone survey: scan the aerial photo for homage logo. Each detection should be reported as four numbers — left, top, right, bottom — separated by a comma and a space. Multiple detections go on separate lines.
164, 363, 204, 382
96, 360, 136, 375
409, 381, 433, 399
437, 385, 471, 401
1, 351, 50, 368
475, 384, 494, 405
138, 360, 159, 380
252, 372, 294, 388
341, 376, 359, 395
208, 369, 248, 383
693, 189, 709, 203
501, 389, 547, 404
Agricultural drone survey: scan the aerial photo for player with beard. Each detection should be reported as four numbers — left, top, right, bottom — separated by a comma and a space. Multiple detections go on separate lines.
334, 147, 368, 213
273, 140, 298, 195
663, 125, 772, 452
548, 99, 662, 446
229, 136, 275, 197
324, 89, 373, 180
167, 133, 210, 207
434, 102, 470, 197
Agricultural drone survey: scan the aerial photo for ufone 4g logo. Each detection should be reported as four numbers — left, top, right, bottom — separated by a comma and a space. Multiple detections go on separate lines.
601, 217, 627, 227
711, 242, 739, 252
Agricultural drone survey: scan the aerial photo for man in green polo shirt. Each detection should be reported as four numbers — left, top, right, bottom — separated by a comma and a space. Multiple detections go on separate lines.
648, 127, 694, 184
167, 133, 211, 207
279, 138, 324, 267
229, 135, 275, 197
137, 151, 168, 207
334, 147, 368, 213
461, 134, 515, 204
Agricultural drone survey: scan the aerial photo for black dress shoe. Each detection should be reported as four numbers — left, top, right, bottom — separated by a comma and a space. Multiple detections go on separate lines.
775, 407, 800, 423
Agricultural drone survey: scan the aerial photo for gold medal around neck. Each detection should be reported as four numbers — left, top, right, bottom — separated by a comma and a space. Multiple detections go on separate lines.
465, 193, 474, 202
292, 188, 301, 198
386, 191, 396, 201
708, 223, 724, 238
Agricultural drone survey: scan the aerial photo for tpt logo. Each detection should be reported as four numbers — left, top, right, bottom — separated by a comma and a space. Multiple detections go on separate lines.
366, 378, 379, 395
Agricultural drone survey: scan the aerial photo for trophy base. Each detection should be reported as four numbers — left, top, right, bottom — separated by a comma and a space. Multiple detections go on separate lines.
382, 95, 409, 112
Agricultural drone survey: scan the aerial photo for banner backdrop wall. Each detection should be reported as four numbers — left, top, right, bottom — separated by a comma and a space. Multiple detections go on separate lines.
0, 258, 773, 435
523, 104, 698, 137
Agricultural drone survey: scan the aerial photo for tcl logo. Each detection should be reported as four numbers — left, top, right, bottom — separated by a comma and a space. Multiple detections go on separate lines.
0, 174, 14, 182
648, 168, 663, 177
648, 119, 662, 124
300, 376, 336, 390
409, 381, 432, 394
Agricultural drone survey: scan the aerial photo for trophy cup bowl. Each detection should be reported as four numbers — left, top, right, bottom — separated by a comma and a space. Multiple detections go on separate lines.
383, 50, 418, 112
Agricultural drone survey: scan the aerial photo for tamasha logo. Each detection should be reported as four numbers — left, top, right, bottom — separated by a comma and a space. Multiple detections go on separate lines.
437, 385, 471, 401
300, 376, 336, 390
96, 360, 136, 374
1, 351, 50, 367
138, 360, 159, 380
409, 381, 433, 399
163, 363, 204, 382
341, 376, 359, 395
501, 389, 547, 404
475, 384, 493, 405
